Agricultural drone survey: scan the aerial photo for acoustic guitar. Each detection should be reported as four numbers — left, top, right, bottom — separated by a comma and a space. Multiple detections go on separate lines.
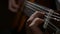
9, 0, 60, 34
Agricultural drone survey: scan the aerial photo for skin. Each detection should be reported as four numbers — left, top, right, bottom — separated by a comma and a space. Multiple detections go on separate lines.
27, 11, 45, 34
8, 0, 20, 12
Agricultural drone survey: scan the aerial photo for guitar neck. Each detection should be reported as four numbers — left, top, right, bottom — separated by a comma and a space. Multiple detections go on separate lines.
23, 1, 60, 19
23, 1, 60, 34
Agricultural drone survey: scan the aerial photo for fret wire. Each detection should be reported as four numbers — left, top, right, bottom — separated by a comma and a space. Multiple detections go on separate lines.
44, 17, 60, 31
25, 5, 60, 21
25, 2, 60, 32
25, 5, 36, 12
25, 3, 49, 14
25, 3, 46, 12
25, 4, 48, 15
26, 3, 47, 11
26, 1, 51, 11
45, 15, 60, 21
26, 1, 60, 15
25, 3, 60, 19
48, 24, 57, 31
48, 21, 60, 30
25, 1, 60, 33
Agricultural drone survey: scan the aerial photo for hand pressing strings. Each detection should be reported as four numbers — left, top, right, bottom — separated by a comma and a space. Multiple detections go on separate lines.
27, 11, 45, 27
27, 11, 45, 34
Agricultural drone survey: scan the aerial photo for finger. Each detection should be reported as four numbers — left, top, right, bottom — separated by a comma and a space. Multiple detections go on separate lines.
27, 11, 45, 24
12, 0, 19, 8
27, 11, 45, 22
29, 18, 44, 27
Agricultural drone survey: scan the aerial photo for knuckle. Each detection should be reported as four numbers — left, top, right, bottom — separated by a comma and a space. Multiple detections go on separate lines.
33, 18, 41, 23
34, 18, 44, 22
30, 18, 42, 26
34, 11, 40, 15
34, 18, 41, 21
27, 19, 32, 23
27, 17, 33, 22
35, 11, 40, 14
35, 18, 40, 20
36, 11, 45, 15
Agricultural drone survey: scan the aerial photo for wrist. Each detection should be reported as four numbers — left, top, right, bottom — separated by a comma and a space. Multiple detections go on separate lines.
29, 26, 43, 34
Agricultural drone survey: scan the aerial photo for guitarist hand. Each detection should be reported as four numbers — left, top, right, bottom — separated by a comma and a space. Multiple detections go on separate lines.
8, 0, 20, 12
27, 11, 45, 34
